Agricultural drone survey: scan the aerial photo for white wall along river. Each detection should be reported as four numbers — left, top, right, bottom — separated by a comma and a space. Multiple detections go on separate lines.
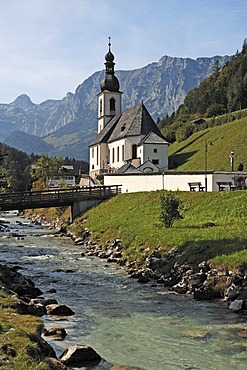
0, 212, 247, 369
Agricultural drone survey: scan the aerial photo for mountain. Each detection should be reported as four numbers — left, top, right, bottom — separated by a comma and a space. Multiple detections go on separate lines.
4, 131, 54, 155
1, 54, 231, 160
159, 41, 247, 144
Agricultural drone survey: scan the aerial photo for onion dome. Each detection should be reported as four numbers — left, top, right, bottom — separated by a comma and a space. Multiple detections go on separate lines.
105, 49, 114, 62
100, 37, 120, 92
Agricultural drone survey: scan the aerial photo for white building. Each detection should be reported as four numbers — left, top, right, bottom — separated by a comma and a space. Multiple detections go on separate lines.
89, 40, 169, 177
46, 165, 76, 188
104, 171, 247, 193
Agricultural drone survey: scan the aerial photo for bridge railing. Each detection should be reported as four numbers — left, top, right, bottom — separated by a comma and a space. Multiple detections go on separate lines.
0, 185, 122, 211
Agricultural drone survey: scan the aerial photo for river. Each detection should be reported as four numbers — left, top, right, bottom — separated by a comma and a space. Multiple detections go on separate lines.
1, 212, 247, 370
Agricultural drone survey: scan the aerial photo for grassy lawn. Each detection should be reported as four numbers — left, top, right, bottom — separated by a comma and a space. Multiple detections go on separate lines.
168, 116, 247, 171
70, 190, 247, 270
0, 291, 49, 370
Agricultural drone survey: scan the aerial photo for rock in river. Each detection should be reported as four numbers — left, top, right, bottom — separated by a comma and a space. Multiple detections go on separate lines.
46, 304, 75, 316
59, 344, 101, 365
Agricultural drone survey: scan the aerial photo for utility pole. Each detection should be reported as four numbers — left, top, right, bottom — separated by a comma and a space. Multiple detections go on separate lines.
230, 150, 234, 171
204, 140, 212, 192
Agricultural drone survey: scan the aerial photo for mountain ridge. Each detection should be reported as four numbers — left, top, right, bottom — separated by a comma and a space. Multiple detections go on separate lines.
1, 54, 232, 160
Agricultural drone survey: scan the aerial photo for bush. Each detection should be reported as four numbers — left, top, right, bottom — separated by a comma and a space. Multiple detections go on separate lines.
175, 123, 196, 142
159, 193, 183, 227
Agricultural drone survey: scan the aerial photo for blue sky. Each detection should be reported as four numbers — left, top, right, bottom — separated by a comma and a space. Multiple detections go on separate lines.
0, 0, 246, 104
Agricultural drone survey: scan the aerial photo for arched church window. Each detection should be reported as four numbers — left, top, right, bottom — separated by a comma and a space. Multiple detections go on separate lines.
117, 146, 119, 162
100, 99, 102, 115
110, 98, 116, 113
132, 144, 137, 159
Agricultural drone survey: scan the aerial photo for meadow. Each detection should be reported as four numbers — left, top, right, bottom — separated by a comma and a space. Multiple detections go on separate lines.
70, 190, 247, 270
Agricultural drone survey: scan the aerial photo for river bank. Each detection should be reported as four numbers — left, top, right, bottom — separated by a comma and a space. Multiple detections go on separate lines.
0, 214, 146, 369
25, 208, 247, 315
67, 228, 247, 314
1, 211, 247, 369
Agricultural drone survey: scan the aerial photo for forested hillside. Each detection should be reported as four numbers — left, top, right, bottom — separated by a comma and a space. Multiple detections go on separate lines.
0, 143, 88, 192
0, 54, 231, 160
160, 39, 247, 144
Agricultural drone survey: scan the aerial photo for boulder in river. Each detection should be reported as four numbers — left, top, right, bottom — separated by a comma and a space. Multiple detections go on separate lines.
0, 263, 42, 298
59, 344, 101, 365
111, 366, 146, 370
44, 327, 67, 339
45, 357, 67, 369
229, 299, 244, 312
46, 304, 75, 316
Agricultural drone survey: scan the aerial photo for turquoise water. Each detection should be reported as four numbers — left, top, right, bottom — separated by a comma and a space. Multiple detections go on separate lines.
1, 213, 247, 369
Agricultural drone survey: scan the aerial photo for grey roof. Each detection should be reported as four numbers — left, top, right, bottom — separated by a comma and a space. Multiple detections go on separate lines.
138, 159, 160, 171
90, 102, 165, 146
115, 163, 142, 174
139, 132, 170, 145
108, 102, 164, 143
90, 114, 120, 146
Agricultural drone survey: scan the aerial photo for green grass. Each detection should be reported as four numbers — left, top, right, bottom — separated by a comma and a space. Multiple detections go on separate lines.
168, 116, 247, 171
0, 292, 49, 370
70, 190, 247, 270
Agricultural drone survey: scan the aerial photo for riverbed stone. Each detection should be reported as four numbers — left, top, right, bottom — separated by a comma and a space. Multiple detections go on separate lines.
194, 285, 214, 300
172, 281, 188, 294
44, 327, 67, 339
16, 301, 45, 316
111, 366, 146, 370
229, 299, 244, 312
59, 344, 101, 365
45, 357, 67, 370
0, 263, 43, 298
46, 304, 75, 316
147, 256, 164, 270
224, 285, 240, 301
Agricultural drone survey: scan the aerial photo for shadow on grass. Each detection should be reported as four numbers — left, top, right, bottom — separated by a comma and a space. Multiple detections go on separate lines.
173, 131, 208, 154
164, 238, 247, 270
169, 150, 198, 168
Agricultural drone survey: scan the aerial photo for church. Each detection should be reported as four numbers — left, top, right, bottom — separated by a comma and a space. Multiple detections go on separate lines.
89, 40, 169, 178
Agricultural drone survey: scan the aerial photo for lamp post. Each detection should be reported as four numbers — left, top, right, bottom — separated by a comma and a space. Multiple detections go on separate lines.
230, 150, 234, 171
204, 140, 212, 192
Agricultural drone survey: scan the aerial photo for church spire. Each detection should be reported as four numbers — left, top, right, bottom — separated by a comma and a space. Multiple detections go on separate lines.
100, 37, 120, 92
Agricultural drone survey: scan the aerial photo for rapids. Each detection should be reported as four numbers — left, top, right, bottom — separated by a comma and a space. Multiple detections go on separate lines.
1, 212, 247, 369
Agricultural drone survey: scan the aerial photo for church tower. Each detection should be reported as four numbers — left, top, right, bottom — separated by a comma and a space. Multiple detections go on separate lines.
97, 38, 122, 133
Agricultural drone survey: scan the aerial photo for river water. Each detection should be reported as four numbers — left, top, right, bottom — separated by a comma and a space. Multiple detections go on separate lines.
1, 212, 247, 370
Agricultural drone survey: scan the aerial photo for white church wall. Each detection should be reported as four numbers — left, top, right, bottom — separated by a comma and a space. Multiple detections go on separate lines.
104, 172, 244, 193
105, 173, 210, 193
108, 138, 126, 170
90, 143, 109, 176
104, 174, 164, 193
164, 173, 209, 191
142, 143, 168, 170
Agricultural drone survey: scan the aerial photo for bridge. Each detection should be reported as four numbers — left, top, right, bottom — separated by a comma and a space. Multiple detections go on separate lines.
0, 185, 121, 221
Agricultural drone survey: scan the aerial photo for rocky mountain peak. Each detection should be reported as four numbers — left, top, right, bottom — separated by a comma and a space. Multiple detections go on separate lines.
11, 94, 35, 109
0, 54, 232, 160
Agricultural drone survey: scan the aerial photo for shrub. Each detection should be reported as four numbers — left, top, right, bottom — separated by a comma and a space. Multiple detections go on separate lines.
159, 193, 183, 227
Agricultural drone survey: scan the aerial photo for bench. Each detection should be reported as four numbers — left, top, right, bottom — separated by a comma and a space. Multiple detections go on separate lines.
188, 182, 205, 191
216, 182, 237, 191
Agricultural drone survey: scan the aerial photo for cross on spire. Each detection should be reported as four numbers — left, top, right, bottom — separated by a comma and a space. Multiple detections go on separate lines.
108, 36, 111, 50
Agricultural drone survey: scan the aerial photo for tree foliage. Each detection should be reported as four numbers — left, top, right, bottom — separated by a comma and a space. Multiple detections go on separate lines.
0, 143, 38, 191
181, 41, 247, 117
160, 39, 247, 143
30, 154, 63, 190
0, 143, 89, 192
159, 193, 183, 227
